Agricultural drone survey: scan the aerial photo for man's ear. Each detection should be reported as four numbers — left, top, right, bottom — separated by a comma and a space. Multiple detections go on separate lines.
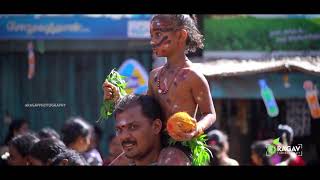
61, 159, 69, 166
152, 118, 162, 134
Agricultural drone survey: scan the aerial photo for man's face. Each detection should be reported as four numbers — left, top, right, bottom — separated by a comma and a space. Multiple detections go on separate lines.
8, 145, 27, 166
115, 105, 161, 160
150, 17, 181, 57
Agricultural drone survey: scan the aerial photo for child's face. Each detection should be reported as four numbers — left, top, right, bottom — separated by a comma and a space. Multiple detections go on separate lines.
150, 17, 181, 57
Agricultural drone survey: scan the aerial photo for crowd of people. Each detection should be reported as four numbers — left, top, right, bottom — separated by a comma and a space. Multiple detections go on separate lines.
0, 117, 104, 166
0, 95, 305, 166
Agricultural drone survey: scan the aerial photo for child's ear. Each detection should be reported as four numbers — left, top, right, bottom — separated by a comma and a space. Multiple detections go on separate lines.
152, 118, 162, 134
179, 29, 188, 42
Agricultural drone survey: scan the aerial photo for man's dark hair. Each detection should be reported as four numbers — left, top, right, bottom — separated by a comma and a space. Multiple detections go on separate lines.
151, 14, 204, 53
38, 127, 61, 140
8, 133, 40, 157
29, 138, 66, 164
114, 94, 162, 122
61, 117, 91, 146
51, 149, 87, 166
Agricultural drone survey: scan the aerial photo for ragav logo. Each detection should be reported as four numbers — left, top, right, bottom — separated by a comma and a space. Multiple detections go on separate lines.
266, 137, 303, 156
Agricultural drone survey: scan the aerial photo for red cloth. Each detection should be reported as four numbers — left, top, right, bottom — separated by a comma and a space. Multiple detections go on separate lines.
289, 155, 305, 166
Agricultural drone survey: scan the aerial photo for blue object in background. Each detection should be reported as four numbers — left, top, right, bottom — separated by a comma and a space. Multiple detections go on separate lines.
259, 79, 279, 117
0, 15, 152, 40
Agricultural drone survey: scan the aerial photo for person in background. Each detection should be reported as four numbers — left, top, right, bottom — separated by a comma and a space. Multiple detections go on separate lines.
61, 117, 92, 165
207, 129, 239, 166
274, 124, 305, 166
7, 133, 39, 166
28, 138, 66, 166
37, 127, 61, 140
1, 119, 30, 157
51, 149, 87, 166
103, 134, 131, 166
251, 140, 273, 166
82, 125, 103, 166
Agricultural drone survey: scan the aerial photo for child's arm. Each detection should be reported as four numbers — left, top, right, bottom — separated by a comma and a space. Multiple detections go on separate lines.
190, 70, 216, 135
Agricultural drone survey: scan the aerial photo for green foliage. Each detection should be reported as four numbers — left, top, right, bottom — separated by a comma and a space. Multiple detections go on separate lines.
97, 69, 127, 123
204, 16, 320, 51
169, 134, 212, 166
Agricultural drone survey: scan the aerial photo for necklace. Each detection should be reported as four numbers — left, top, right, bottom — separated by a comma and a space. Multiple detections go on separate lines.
157, 64, 182, 95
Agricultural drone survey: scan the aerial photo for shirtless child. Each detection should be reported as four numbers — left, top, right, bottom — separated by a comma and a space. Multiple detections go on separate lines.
103, 14, 216, 165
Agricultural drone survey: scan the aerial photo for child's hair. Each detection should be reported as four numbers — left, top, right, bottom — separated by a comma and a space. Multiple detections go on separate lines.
8, 133, 40, 157
51, 149, 87, 166
38, 127, 61, 140
29, 138, 67, 164
61, 117, 91, 146
151, 14, 204, 53
207, 129, 228, 152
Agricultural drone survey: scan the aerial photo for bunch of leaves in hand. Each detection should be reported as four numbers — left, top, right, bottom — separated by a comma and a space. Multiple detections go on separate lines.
97, 69, 127, 123
169, 134, 212, 166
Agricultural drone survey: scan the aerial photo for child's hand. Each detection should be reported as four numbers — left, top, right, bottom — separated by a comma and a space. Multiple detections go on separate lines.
102, 81, 121, 102
173, 120, 204, 141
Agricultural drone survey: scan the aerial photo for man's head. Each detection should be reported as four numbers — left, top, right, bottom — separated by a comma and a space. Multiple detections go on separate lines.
114, 94, 163, 161
150, 14, 204, 57
28, 138, 66, 166
8, 133, 39, 166
61, 117, 92, 153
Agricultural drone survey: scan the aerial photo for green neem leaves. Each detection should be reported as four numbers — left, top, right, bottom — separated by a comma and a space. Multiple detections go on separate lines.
97, 69, 127, 123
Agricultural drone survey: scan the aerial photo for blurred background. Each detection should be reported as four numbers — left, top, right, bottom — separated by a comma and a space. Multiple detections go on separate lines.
0, 14, 319, 165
